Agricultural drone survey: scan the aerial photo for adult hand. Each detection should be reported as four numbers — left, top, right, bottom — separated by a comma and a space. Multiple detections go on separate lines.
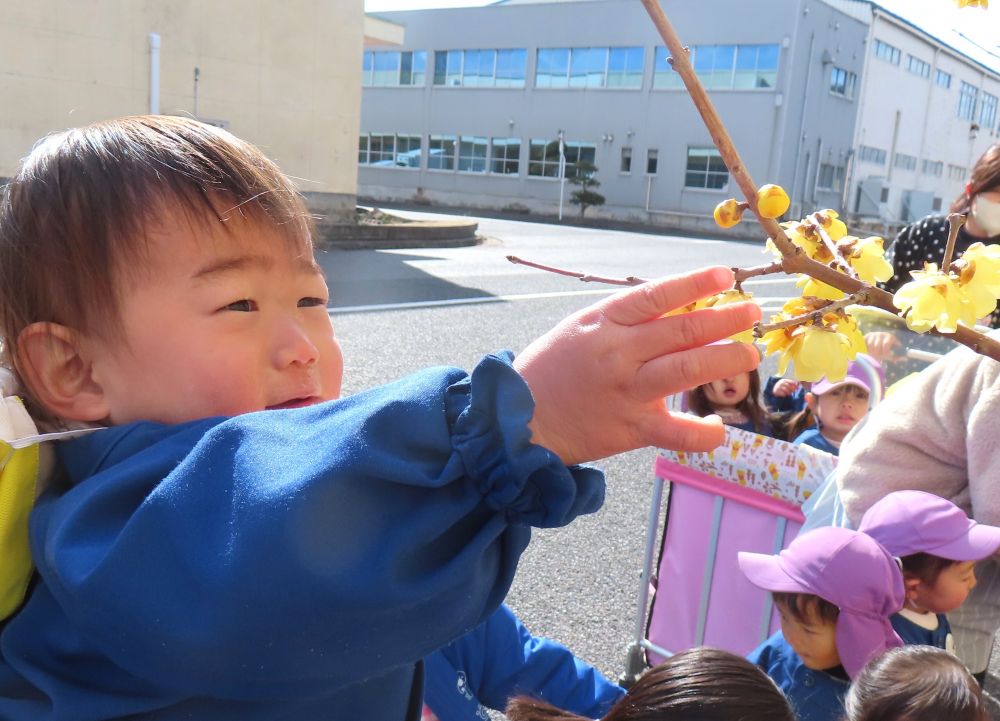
514, 266, 760, 466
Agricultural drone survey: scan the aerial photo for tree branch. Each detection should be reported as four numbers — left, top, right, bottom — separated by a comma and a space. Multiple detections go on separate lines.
506, 255, 645, 286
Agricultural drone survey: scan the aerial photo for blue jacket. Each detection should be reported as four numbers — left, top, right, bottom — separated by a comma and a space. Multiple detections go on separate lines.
793, 428, 839, 456
0, 354, 605, 721
749, 631, 849, 721
424, 604, 624, 721
890, 612, 952, 649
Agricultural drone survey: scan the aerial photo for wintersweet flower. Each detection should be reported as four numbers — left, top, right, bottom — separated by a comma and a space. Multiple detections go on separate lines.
955, 243, 1000, 319
893, 264, 976, 333
812, 210, 848, 242
666, 289, 758, 343
757, 298, 863, 381
797, 275, 846, 301
842, 236, 894, 285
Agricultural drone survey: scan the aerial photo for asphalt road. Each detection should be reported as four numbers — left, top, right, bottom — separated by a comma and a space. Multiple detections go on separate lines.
318, 210, 799, 686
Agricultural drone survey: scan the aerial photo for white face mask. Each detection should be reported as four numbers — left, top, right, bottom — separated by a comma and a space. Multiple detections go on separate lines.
972, 195, 1000, 238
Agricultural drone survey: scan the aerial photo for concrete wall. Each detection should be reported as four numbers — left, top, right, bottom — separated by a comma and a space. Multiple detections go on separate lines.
359, 0, 867, 231
1, 0, 365, 221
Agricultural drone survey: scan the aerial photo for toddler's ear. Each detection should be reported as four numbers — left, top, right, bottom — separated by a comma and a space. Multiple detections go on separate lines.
16, 323, 109, 422
804, 392, 818, 412
903, 575, 923, 602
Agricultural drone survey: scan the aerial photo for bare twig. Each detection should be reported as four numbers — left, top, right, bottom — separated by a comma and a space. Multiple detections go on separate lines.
753, 292, 869, 338
733, 261, 783, 292
942, 213, 967, 272
640, 0, 1000, 363
506, 255, 645, 286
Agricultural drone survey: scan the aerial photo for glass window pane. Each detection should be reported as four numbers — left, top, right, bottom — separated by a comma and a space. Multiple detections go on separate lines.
736, 45, 757, 71
490, 137, 520, 175
428, 135, 456, 170
373, 52, 401, 86
433, 51, 447, 85
400, 52, 413, 86
537, 48, 569, 88
757, 44, 779, 70
458, 136, 488, 172
446, 50, 462, 86
497, 48, 526, 87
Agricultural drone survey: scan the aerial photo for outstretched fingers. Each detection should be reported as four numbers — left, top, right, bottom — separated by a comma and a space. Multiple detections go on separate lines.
635, 341, 760, 402
602, 266, 736, 327
630, 301, 761, 361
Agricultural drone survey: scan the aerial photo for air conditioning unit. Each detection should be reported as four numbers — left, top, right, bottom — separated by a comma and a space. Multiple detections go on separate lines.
901, 190, 935, 223
856, 177, 888, 218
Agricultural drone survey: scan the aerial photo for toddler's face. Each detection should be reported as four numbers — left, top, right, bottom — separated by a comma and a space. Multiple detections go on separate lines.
703, 373, 750, 409
80, 213, 343, 425
909, 561, 977, 615
813, 384, 869, 436
778, 602, 840, 671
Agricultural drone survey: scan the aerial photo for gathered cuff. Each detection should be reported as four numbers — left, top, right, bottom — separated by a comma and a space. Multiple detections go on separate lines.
445, 351, 604, 527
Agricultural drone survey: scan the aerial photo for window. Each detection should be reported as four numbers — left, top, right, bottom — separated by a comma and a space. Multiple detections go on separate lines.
496, 49, 527, 87
980, 92, 998, 130
394, 135, 422, 168
829, 67, 857, 99
817, 163, 845, 191
457, 136, 488, 172
536, 48, 570, 88
858, 145, 887, 165
363, 51, 427, 87
620, 146, 633, 173
606, 47, 644, 88
368, 133, 395, 164
936, 69, 952, 88
933, 197, 943, 212
646, 149, 658, 174
527, 139, 595, 177
653, 44, 778, 89
949, 163, 967, 181
921, 159, 943, 177
428, 135, 457, 170
433, 49, 527, 88
906, 55, 931, 79
958, 81, 978, 121
535, 47, 643, 89
685, 147, 728, 189
358, 135, 369, 164
893, 152, 917, 171
873, 39, 901, 65
490, 137, 520, 175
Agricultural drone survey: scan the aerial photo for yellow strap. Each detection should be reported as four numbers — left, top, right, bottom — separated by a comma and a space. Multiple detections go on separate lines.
0, 440, 39, 620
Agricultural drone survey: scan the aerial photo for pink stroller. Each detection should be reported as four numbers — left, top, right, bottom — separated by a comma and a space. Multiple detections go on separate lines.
621, 427, 837, 684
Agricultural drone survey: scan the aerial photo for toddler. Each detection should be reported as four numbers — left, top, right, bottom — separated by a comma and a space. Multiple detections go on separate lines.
0, 116, 759, 721
505, 646, 795, 721
740, 526, 905, 721
858, 490, 1000, 654
685, 367, 777, 437
844, 645, 988, 721
789, 355, 883, 454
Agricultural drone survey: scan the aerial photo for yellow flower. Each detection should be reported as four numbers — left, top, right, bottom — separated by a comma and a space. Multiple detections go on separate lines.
770, 221, 823, 260
665, 289, 759, 343
786, 326, 852, 382
797, 275, 846, 301
843, 236, 894, 285
813, 210, 848, 241
893, 264, 976, 333
833, 312, 868, 357
756, 298, 863, 382
955, 243, 1000, 319
956, 0, 987, 8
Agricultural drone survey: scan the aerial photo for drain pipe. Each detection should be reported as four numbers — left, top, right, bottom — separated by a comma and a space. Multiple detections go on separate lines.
149, 33, 161, 114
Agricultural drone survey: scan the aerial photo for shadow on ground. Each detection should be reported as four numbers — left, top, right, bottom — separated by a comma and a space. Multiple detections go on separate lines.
317, 246, 493, 308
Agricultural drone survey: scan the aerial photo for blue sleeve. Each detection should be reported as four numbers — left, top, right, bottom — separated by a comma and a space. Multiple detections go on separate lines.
763, 377, 806, 414
471, 605, 624, 716
31, 353, 605, 699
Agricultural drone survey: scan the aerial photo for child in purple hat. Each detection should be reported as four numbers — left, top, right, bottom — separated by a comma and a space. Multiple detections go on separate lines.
858, 490, 1000, 654
740, 526, 905, 721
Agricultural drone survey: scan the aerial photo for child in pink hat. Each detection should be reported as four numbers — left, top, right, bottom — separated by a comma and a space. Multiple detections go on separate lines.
859, 490, 1000, 655
740, 526, 905, 721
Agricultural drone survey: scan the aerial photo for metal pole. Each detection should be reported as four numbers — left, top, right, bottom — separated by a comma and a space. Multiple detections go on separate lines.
558, 130, 566, 221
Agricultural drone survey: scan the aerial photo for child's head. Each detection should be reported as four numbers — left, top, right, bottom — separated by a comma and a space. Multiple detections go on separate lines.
804, 355, 883, 442
0, 116, 343, 426
859, 490, 1000, 615
686, 366, 771, 432
845, 645, 988, 721
506, 646, 794, 721
739, 526, 905, 678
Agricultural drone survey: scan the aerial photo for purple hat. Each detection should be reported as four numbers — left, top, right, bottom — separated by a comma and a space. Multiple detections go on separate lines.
859, 490, 1000, 561
738, 526, 904, 678
811, 353, 885, 401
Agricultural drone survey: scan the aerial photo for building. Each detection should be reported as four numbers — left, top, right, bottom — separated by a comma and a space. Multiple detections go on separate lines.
359, 0, 1000, 232
0, 0, 390, 226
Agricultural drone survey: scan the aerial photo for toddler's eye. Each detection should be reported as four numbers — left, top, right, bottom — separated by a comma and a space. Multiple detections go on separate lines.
298, 297, 327, 308
225, 299, 258, 312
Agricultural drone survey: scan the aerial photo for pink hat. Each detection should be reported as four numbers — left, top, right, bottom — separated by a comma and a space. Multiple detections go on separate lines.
738, 526, 904, 678
859, 490, 1000, 561
811, 353, 885, 400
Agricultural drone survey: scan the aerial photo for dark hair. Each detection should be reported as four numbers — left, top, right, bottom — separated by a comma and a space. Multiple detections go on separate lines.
685, 367, 773, 434
0, 115, 311, 415
951, 141, 1000, 214
772, 591, 840, 626
845, 645, 988, 721
900, 552, 959, 586
782, 404, 816, 442
505, 647, 795, 721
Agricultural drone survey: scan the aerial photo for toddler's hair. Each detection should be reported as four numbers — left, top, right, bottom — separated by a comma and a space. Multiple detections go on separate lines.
844, 645, 988, 721
772, 591, 840, 625
685, 367, 773, 434
899, 552, 960, 586
505, 646, 794, 721
0, 115, 311, 413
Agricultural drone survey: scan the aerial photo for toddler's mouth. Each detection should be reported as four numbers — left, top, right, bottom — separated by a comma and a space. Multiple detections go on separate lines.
266, 396, 321, 411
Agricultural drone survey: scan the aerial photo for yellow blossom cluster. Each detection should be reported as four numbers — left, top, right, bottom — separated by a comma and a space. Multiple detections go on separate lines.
758, 297, 866, 382
956, 0, 987, 8
893, 243, 1000, 333
669, 288, 757, 344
